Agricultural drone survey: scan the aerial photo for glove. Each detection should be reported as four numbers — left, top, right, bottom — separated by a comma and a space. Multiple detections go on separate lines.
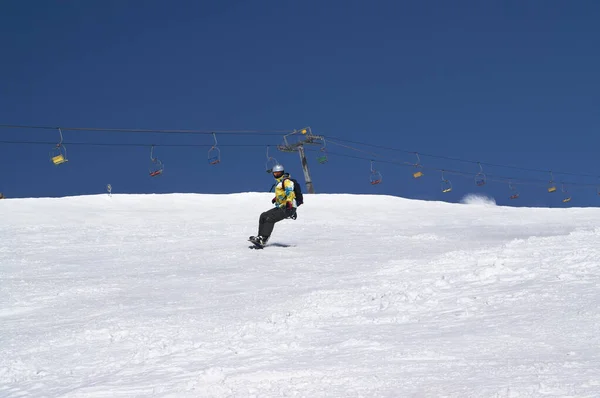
272, 197, 277, 204
285, 202, 297, 220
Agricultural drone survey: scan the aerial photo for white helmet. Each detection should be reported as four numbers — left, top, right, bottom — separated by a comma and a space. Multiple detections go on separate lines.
272, 164, 284, 173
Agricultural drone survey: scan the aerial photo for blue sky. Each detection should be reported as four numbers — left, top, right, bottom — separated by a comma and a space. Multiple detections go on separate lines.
1, 0, 599, 207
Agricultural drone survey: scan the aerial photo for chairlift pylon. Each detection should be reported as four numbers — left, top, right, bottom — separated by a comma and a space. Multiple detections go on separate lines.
265, 146, 278, 173
50, 128, 68, 165
475, 162, 486, 186
208, 132, 221, 165
370, 160, 382, 185
149, 145, 164, 177
441, 170, 452, 193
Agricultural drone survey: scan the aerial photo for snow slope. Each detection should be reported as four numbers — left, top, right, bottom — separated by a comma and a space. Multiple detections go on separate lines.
1, 192, 600, 397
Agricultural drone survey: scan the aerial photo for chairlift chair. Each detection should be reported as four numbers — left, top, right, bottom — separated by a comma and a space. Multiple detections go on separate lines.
369, 161, 382, 185
149, 145, 164, 177
317, 148, 328, 164
441, 171, 452, 193
316, 139, 328, 164
509, 181, 519, 199
265, 146, 279, 173
50, 128, 68, 165
149, 159, 164, 177
547, 171, 557, 192
50, 145, 68, 165
474, 162, 486, 186
208, 148, 221, 165
561, 183, 571, 203
208, 133, 221, 165
412, 153, 423, 178
441, 180, 452, 193
370, 172, 382, 185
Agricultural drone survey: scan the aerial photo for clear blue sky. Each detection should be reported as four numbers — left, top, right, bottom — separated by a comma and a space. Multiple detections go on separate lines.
1, 0, 599, 207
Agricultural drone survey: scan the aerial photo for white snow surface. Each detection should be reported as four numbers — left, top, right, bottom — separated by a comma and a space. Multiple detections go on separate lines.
1, 192, 600, 397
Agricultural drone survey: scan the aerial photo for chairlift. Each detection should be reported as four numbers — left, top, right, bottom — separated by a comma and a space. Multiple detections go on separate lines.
508, 181, 519, 199
441, 170, 452, 193
316, 138, 328, 164
149, 145, 164, 177
474, 162, 486, 186
370, 160, 382, 185
207, 133, 221, 165
547, 171, 557, 193
207, 132, 221, 165
265, 146, 279, 173
50, 128, 68, 165
561, 183, 571, 203
412, 152, 423, 178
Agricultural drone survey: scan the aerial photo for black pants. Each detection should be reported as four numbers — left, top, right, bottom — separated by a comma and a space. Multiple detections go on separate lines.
258, 207, 291, 238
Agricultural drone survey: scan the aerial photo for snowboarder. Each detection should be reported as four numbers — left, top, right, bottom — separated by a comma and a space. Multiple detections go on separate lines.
249, 164, 297, 247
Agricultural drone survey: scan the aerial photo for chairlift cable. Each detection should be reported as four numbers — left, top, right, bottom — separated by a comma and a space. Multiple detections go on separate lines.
307, 148, 598, 188
322, 135, 599, 179
0, 124, 291, 135
0, 140, 283, 147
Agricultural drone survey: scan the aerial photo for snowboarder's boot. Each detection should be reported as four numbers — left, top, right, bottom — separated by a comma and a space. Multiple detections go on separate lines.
249, 235, 269, 247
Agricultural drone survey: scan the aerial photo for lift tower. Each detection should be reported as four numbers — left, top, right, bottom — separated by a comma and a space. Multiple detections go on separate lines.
276, 127, 323, 194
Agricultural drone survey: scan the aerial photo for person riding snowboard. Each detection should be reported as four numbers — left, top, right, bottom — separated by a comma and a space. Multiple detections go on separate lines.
249, 164, 297, 246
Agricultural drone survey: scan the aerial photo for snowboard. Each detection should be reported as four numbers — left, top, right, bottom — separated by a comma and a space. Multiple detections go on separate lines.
248, 236, 294, 249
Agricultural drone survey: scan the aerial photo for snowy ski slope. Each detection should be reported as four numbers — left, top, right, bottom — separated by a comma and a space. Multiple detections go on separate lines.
1, 192, 600, 397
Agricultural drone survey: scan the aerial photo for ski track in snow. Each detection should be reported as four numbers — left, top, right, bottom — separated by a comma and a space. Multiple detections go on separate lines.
1, 193, 600, 397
